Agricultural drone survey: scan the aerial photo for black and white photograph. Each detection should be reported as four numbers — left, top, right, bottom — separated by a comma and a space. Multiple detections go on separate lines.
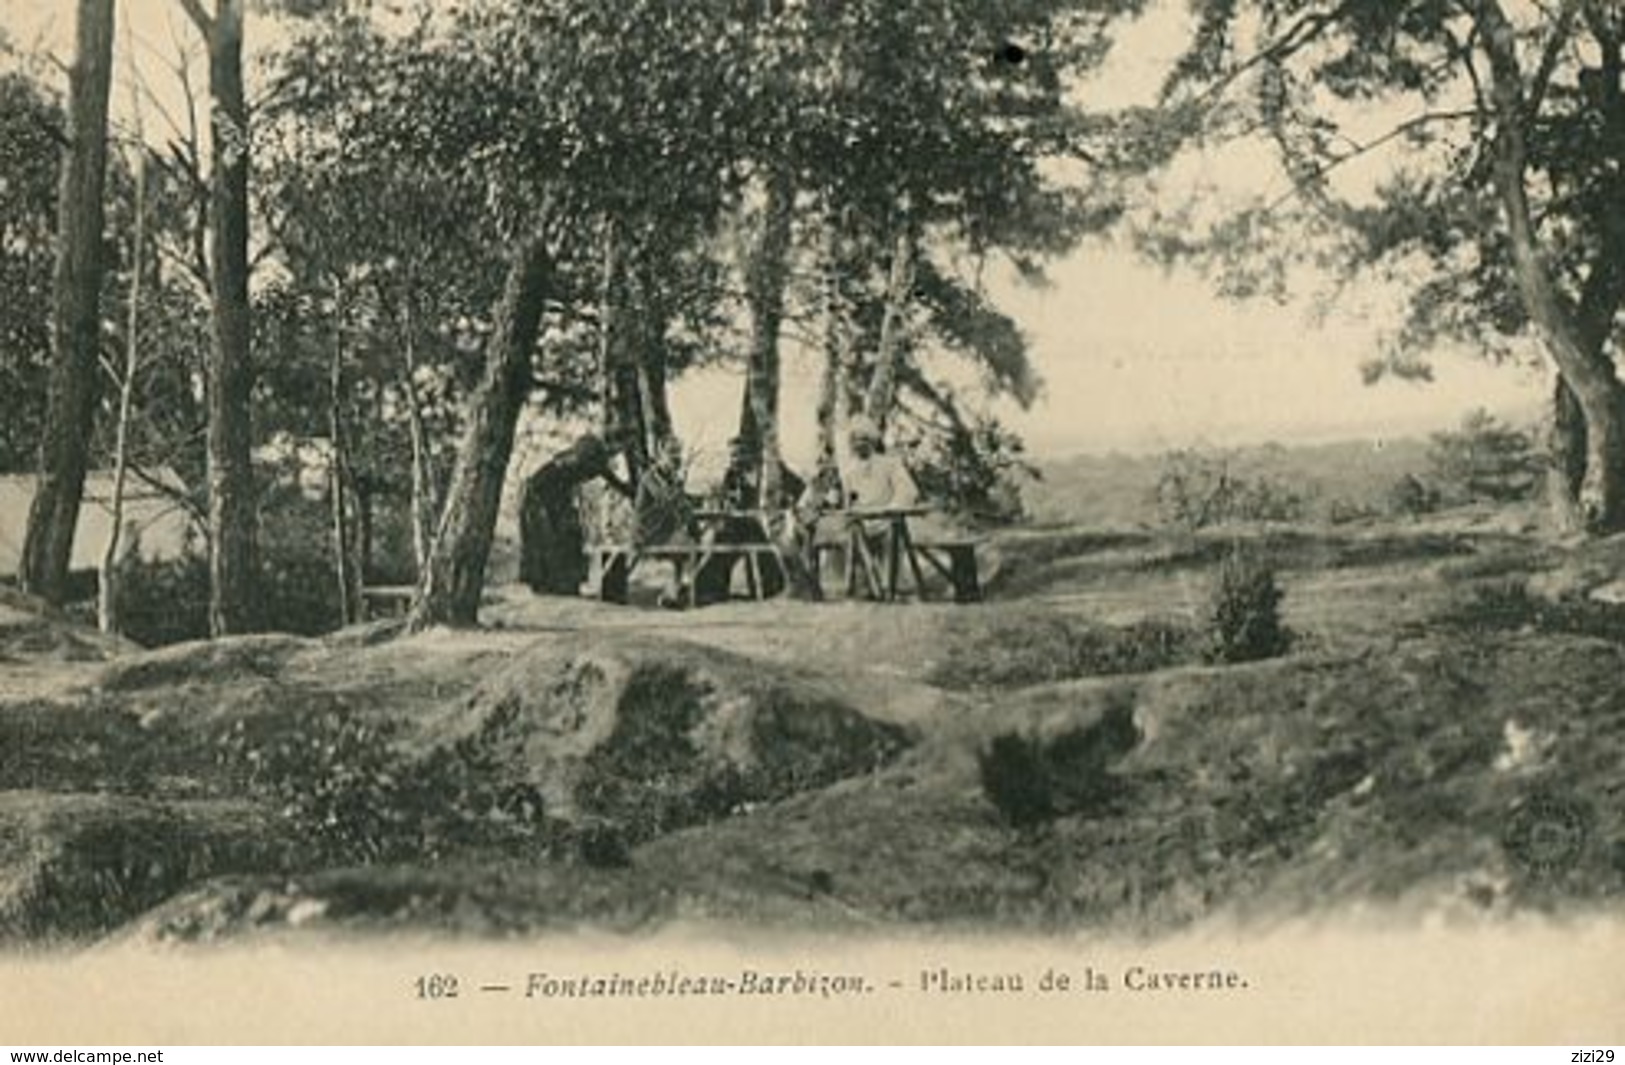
0, 0, 1622, 1046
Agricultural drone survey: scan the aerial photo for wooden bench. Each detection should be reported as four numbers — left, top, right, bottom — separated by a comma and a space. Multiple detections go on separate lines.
811, 536, 982, 603
913, 539, 982, 603
593, 541, 787, 608
360, 584, 417, 620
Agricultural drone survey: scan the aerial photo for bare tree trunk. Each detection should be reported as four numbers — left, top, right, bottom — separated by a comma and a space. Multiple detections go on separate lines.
865, 206, 916, 435
594, 218, 651, 493
596, 221, 623, 438
20, 0, 116, 606
408, 235, 551, 630
398, 299, 436, 578
743, 167, 795, 507
627, 262, 674, 457
816, 211, 848, 477
1480, 0, 1625, 531
99, 150, 147, 635
184, 0, 258, 634
327, 300, 355, 626
1548, 376, 1588, 534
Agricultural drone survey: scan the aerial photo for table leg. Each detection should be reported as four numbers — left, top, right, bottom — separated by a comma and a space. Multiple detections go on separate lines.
746, 550, 763, 600
844, 526, 859, 597
600, 550, 631, 604
886, 519, 902, 601
901, 524, 927, 599
847, 522, 883, 599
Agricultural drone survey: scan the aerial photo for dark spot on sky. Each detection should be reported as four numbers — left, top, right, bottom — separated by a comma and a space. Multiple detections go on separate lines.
996, 41, 1028, 67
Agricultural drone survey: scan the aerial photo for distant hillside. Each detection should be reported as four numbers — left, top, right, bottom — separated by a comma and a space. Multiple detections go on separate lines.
1025, 436, 1436, 528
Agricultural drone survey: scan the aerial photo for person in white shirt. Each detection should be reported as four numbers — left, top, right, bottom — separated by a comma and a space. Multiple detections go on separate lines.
839, 415, 921, 509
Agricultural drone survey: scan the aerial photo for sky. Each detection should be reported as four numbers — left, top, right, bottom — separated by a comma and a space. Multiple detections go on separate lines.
4, 0, 1553, 463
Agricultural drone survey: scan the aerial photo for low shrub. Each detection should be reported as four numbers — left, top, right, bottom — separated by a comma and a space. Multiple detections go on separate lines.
1435, 578, 1625, 642
1325, 497, 1382, 526
216, 705, 551, 864
118, 553, 210, 647
929, 610, 1203, 690
977, 733, 1056, 828
1152, 448, 1313, 530
978, 690, 1141, 828
1205, 548, 1291, 664
1434, 545, 1549, 585
1428, 409, 1541, 504
1385, 473, 1442, 519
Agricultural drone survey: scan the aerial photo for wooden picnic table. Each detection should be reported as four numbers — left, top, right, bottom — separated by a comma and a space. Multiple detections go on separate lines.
588, 505, 981, 606
592, 508, 787, 607
822, 506, 982, 603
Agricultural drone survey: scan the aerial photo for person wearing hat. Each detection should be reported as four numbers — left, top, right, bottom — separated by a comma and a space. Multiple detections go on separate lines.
840, 415, 920, 510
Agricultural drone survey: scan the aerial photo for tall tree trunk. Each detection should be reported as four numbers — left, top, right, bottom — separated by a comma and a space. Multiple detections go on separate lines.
743, 167, 795, 507
596, 221, 624, 440
816, 211, 847, 477
1548, 376, 1588, 534
595, 218, 649, 490
408, 235, 551, 630
635, 338, 672, 458
327, 301, 356, 626
193, 0, 258, 634
865, 203, 917, 435
1480, 0, 1625, 531
20, 0, 116, 605
99, 150, 147, 635
628, 261, 674, 457
398, 299, 437, 578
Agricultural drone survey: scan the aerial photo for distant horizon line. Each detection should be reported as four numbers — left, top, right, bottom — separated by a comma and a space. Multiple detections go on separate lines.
1019, 398, 1548, 463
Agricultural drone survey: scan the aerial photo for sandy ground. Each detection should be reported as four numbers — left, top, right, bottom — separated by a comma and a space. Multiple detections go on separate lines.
3, 518, 1622, 947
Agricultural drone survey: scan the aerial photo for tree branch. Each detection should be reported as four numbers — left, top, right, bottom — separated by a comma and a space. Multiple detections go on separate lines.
1172, 0, 1357, 109
174, 0, 213, 38
1526, 0, 1580, 119
1263, 108, 1478, 215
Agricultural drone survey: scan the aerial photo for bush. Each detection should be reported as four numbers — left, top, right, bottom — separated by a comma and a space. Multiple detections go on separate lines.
978, 690, 1141, 828
257, 486, 348, 636
1435, 577, 1625, 642
1205, 547, 1291, 663
904, 414, 1036, 526
1385, 473, 1441, 518
1152, 448, 1311, 529
1325, 497, 1381, 526
216, 705, 551, 864
1428, 409, 1541, 504
118, 552, 211, 647
977, 733, 1056, 828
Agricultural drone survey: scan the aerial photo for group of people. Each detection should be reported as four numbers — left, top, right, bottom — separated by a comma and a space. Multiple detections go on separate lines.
632, 415, 924, 606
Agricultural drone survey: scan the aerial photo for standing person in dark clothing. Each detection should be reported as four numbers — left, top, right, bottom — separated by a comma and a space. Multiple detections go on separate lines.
518, 433, 627, 595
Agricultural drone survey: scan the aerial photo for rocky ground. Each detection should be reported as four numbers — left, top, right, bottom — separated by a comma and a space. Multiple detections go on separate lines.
3, 518, 1624, 950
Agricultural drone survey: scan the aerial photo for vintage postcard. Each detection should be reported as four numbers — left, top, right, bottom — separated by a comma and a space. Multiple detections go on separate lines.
0, 0, 1622, 1045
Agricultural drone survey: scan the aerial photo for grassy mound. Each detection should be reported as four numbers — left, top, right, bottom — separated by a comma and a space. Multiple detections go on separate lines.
96, 633, 316, 693
631, 632, 1625, 933
432, 634, 914, 845
0, 792, 293, 945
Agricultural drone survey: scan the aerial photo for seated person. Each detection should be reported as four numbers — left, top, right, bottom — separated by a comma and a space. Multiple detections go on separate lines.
773, 416, 920, 601
772, 462, 842, 601
632, 438, 699, 608
839, 415, 921, 510
693, 435, 806, 603
632, 437, 694, 548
